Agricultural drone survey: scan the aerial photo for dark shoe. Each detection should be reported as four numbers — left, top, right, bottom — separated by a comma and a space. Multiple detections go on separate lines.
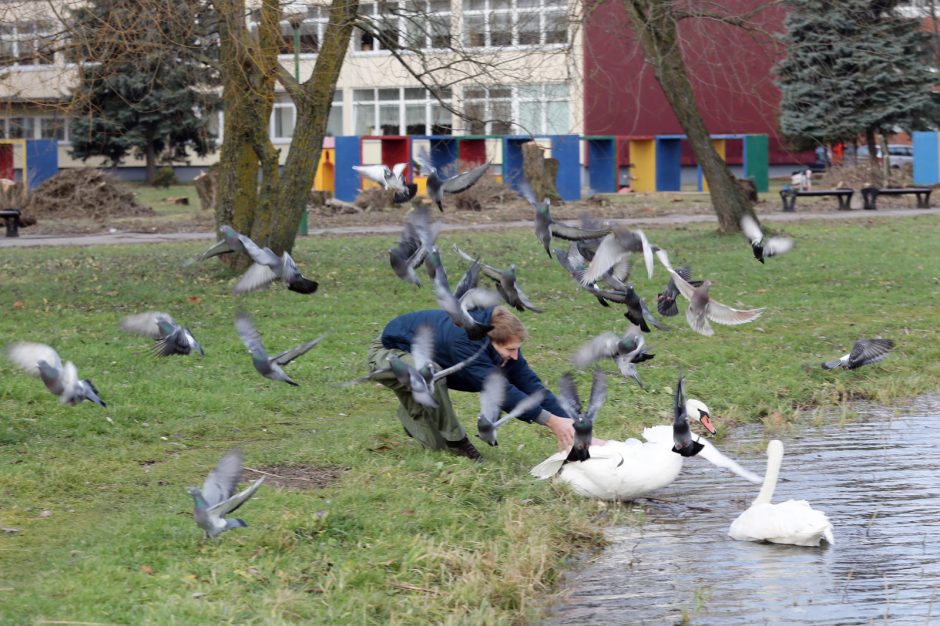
446, 437, 483, 462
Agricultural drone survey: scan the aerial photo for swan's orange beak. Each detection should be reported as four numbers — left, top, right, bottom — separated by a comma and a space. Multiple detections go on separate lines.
699, 413, 716, 435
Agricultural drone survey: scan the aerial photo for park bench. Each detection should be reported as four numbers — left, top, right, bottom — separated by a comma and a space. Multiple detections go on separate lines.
779, 188, 854, 212
0, 208, 20, 237
860, 187, 933, 211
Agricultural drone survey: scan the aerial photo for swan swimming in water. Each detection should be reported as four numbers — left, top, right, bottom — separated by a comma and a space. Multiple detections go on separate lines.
728, 439, 834, 547
530, 378, 760, 501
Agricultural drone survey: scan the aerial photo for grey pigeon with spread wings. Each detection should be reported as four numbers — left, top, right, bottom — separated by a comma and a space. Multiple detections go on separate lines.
580, 227, 655, 284
557, 369, 607, 463
427, 249, 497, 340
234, 312, 325, 386
476, 369, 546, 446
413, 148, 491, 212
5, 341, 106, 407
453, 245, 543, 313
656, 249, 763, 337
822, 339, 895, 370
572, 324, 653, 388
657, 265, 702, 317
740, 215, 794, 263
232, 234, 318, 296
186, 225, 249, 265
187, 449, 264, 539
388, 206, 440, 286
516, 175, 611, 257
121, 312, 204, 356
353, 163, 417, 203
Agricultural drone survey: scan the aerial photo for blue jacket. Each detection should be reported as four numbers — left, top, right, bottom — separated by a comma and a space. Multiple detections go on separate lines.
381, 308, 566, 423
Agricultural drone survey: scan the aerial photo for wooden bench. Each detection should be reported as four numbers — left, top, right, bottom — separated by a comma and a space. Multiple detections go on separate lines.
0, 209, 20, 237
860, 187, 932, 210
779, 188, 854, 212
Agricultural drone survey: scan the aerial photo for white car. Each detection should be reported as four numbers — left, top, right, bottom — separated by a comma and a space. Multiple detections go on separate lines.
855, 144, 914, 168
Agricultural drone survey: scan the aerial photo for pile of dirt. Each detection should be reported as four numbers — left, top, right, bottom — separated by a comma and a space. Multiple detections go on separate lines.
24, 169, 155, 220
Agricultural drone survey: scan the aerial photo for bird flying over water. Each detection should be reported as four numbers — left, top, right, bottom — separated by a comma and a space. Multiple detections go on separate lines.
234, 312, 326, 386
822, 339, 894, 370
5, 341, 106, 407
121, 312, 204, 356
187, 449, 264, 539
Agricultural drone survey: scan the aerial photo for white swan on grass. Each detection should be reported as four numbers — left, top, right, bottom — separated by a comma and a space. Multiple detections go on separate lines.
530, 396, 761, 502
728, 439, 834, 547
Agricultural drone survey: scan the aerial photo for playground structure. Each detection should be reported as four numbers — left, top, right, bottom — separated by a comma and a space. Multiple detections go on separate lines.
0, 139, 59, 190
328, 133, 771, 202
913, 131, 939, 186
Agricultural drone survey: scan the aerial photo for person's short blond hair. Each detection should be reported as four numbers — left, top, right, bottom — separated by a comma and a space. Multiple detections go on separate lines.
488, 306, 528, 344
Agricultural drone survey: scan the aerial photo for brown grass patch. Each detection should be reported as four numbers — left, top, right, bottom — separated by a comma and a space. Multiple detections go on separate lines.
244, 464, 347, 490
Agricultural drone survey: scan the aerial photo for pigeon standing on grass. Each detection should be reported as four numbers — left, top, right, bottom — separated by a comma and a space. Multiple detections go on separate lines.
822, 339, 895, 370
187, 449, 264, 539
557, 370, 608, 463
121, 312, 204, 356
740, 215, 794, 263
413, 147, 491, 212
234, 312, 326, 386
4, 342, 107, 407
476, 369, 546, 446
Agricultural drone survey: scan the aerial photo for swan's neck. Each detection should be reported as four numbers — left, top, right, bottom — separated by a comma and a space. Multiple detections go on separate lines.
753, 441, 784, 505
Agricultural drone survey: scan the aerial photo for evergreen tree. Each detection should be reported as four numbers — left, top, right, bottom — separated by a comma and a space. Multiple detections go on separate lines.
775, 1, 936, 152
68, 0, 220, 184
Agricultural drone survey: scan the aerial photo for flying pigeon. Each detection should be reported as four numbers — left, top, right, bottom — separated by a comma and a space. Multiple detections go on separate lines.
232, 235, 318, 296
452, 245, 543, 313
822, 339, 895, 370
657, 265, 702, 317
427, 250, 497, 341
413, 148, 491, 212
121, 312, 204, 356
353, 163, 417, 203
572, 324, 653, 388
557, 369, 607, 463
5, 341, 106, 407
516, 175, 611, 257
186, 225, 250, 265
234, 312, 326, 386
389, 216, 429, 286
740, 215, 794, 263
580, 227, 655, 284
187, 449, 264, 539
656, 249, 764, 337
476, 369, 546, 446
672, 375, 717, 457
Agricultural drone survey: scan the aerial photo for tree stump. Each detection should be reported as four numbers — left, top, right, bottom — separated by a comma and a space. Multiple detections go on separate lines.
193, 169, 218, 213
522, 142, 561, 202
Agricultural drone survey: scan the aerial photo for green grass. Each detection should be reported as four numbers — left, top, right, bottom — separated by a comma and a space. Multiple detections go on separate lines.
126, 182, 202, 216
2, 215, 940, 624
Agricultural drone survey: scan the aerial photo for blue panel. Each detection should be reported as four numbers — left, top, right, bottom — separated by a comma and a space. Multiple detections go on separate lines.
655, 137, 681, 192
913, 131, 939, 186
502, 137, 530, 192
551, 135, 580, 201
586, 137, 616, 194
25, 139, 57, 189
428, 137, 458, 174
333, 136, 361, 202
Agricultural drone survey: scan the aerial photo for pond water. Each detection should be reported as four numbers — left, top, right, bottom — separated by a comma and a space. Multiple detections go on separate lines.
542, 395, 940, 625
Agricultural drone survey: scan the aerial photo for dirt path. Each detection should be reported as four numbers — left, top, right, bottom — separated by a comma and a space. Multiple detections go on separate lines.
2, 207, 939, 248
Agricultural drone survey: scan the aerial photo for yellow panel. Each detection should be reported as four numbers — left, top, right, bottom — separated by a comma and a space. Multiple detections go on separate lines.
702, 139, 726, 192
313, 148, 335, 192
629, 140, 655, 192
415, 175, 428, 197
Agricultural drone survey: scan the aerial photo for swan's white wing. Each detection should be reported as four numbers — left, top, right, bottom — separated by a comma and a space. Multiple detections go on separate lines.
705, 300, 764, 326
530, 450, 569, 479
697, 439, 762, 483
641, 424, 673, 445
5, 341, 62, 376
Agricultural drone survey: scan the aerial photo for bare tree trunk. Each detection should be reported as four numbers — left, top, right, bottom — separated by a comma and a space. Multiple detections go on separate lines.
864, 128, 880, 185
522, 142, 561, 203
623, 0, 755, 233
878, 133, 890, 187
145, 142, 157, 185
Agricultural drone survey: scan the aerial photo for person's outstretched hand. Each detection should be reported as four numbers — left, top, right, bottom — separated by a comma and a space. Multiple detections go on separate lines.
545, 414, 574, 451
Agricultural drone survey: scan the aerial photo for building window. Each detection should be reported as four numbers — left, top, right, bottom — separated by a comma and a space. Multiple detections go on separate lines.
355, 0, 452, 52
39, 117, 67, 141
462, 0, 567, 48
326, 90, 343, 136
463, 83, 568, 135
272, 103, 296, 140
248, 7, 328, 56
354, 87, 453, 136
0, 21, 56, 67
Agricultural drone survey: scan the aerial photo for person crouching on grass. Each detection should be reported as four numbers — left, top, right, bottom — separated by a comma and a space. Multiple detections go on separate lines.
367, 305, 589, 460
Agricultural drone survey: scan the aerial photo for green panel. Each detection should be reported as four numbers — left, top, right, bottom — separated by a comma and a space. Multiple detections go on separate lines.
743, 134, 769, 193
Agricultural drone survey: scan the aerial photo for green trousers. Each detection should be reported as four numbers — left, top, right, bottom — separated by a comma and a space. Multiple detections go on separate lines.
367, 336, 467, 450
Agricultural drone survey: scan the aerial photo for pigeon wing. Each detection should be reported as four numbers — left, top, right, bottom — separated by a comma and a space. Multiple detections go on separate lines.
739, 214, 763, 246
556, 372, 582, 419
459, 287, 505, 311
584, 369, 607, 424
271, 334, 327, 365
202, 449, 244, 508
431, 339, 491, 382
705, 300, 765, 326
453, 260, 482, 300
5, 341, 62, 376
233, 263, 279, 295
549, 222, 612, 241
121, 312, 175, 338
572, 332, 620, 369
848, 339, 894, 368
452, 244, 502, 282
442, 160, 490, 194
234, 313, 269, 361
580, 233, 627, 286
479, 369, 508, 425
352, 164, 389, 186
764, 236, 794, 258
410, 325, 435, 374
210, 477, 265, 517
499, 389, 546, 426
